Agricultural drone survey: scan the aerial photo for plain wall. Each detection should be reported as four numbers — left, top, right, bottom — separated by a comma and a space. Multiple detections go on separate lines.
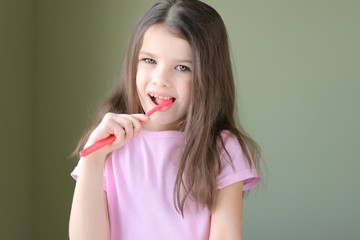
1, 0, 359, 239
206, 1, 360, 239
0, 0, 35, 239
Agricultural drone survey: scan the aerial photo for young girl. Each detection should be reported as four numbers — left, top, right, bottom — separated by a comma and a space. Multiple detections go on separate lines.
69, 0, 260, 239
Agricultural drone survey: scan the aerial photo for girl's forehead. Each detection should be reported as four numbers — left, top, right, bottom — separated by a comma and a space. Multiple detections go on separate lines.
140, 24, 193, 61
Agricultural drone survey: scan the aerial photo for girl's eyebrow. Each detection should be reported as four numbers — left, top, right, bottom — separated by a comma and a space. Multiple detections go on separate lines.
139, 51, 193, 64
139, 51, 152, 56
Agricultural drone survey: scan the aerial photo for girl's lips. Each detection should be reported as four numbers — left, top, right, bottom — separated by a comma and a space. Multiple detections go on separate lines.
148, 93, 176, 105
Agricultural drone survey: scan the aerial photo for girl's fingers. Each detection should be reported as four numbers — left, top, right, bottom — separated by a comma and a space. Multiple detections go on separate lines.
111, 114, 149, 134
131, 114, 151, 124
87, 113, 150, 151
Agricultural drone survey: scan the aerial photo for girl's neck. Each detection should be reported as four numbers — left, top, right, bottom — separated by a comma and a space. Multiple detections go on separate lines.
143, 119, 184, 131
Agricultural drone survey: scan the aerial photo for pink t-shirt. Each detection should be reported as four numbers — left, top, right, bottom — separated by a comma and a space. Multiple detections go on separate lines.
72, 130, 259, 240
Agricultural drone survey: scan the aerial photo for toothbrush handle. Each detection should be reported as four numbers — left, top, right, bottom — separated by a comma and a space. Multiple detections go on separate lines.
79, 135, 116, 157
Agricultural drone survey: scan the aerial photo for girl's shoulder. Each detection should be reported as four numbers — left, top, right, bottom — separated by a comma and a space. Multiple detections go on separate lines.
218, 130, 243, 153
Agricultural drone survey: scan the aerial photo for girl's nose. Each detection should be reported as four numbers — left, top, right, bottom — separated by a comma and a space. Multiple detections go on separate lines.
151, 78, 171, 87
151, 67, 171, 87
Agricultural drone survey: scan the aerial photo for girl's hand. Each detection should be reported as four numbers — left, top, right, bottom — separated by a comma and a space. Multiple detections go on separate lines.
83, 113, 150, 159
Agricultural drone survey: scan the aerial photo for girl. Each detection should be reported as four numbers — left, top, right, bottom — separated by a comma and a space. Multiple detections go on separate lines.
69, 0, 261, 239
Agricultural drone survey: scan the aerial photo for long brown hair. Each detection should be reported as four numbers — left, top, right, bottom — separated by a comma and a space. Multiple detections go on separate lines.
76, 0, 261, 215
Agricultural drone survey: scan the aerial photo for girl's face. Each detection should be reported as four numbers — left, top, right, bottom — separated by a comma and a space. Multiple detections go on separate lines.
136, 24, 193, 131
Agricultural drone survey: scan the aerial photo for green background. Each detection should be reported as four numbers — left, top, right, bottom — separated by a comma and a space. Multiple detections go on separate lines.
1, 0, 359, 239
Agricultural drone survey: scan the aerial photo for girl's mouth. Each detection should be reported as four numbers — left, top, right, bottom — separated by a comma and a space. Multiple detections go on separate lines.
149, 93, 175, 105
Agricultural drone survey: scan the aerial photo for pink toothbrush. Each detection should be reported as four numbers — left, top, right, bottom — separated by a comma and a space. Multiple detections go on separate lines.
79, 99, 173, 157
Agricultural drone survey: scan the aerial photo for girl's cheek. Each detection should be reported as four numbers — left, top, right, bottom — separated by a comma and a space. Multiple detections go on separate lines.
137, 67, 150, 82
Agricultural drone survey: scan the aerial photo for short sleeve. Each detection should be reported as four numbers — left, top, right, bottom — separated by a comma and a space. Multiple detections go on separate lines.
70, 160, 108, 191
70, 165, 79, 180
216, 131, 260, 191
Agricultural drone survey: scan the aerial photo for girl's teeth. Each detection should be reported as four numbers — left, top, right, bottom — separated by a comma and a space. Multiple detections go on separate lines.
149, 94, 171, 100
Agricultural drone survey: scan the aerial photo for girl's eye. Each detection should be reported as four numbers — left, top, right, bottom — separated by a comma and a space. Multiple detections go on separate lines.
175, 65, 190, 72
144, 58, 156, 64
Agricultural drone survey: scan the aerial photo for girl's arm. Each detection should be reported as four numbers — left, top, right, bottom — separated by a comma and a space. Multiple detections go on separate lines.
209, 181, 244, 240
69, 113, 149, 240
69, 155, 110, 240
